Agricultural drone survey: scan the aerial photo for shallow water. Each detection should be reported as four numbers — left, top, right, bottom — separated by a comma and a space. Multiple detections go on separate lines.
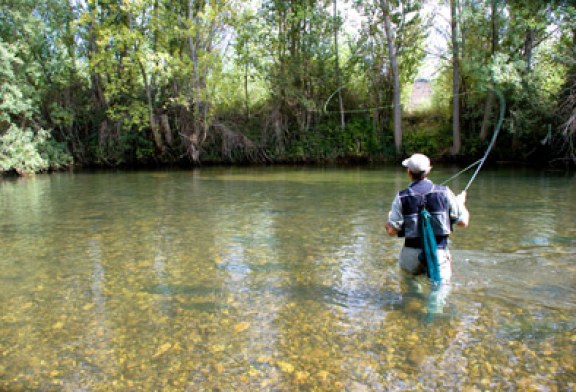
1, 166, 574, 391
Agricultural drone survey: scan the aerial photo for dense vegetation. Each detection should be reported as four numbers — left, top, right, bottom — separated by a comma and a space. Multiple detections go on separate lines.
0, 0, 574, 174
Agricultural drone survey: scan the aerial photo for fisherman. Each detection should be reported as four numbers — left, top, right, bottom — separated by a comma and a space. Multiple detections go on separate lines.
385, 153, 469, 282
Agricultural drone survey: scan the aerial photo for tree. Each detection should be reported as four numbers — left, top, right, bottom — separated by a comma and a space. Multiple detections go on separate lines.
379, 0, 402, 153
0, 0, 73, 174
479, 0, 499, 141
259, 0, 335, 155
333, 0, 345, 130
353, 0, 425, 154
556, 3, 576, 164
450, 0, 461, 155
234, 11, 260, 120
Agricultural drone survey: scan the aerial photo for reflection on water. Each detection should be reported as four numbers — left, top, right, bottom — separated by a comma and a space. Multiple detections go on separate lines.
1, 167, 574, 390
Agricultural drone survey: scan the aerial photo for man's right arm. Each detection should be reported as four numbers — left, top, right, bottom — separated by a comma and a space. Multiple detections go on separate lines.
453, 191, 470, 228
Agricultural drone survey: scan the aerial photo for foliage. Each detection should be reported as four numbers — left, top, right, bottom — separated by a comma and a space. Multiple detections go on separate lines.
347, 0, 426, 151
402, 107, 452, 157
427, 0, 573, 163
0, 127, 72, 175
0, 1, 75, 175
0, 0, 574, 172
557, 75, 576, 164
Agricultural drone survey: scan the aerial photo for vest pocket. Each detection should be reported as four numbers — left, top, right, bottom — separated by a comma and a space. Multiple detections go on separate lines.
430, 211, 451, 235
404, 214, 419, 238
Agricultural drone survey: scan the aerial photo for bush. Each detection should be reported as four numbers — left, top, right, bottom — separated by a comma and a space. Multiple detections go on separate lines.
402, 129, 437, 156
0, 127, 73, 175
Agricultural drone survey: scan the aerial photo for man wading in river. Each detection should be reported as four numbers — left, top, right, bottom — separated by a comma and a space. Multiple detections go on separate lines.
385, 153, 470, 284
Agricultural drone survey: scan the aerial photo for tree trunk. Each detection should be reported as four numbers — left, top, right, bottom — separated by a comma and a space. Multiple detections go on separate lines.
186, 0, 210, 163
138, 58, 164, 153
244, 61, 250, 119
524, 28, 535, 72
160, 114, 172, 146
379, 0, 402, 154
333, 0, 345, 130
86, 8, 110, 149
480, 91, 495, 140
450, 0, 461, 155
480, 0, 498, 141
138, 0, 164, 155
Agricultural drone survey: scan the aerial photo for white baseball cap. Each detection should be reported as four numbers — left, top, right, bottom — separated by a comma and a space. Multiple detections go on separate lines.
402, 153, 432, 175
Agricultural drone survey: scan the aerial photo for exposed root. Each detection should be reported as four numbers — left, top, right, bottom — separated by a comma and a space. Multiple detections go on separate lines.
558, 75, 576, 164
213, 123, 269, 163
180, 131, 203, 163
263, 106, 287, 154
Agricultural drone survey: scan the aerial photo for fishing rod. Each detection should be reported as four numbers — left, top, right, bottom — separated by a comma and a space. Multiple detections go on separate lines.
440, 158, 483, 186
441, 87, 506, 191
463, 87, 505, 191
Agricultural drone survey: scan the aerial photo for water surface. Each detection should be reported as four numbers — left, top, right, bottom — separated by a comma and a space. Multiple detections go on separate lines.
1, 166, 574, 390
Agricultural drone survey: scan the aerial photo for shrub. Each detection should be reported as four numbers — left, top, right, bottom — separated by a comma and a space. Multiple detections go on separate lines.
0, 127, 72, 175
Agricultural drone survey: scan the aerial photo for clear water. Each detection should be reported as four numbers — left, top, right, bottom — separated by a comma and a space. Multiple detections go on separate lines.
1, 166, 574, 391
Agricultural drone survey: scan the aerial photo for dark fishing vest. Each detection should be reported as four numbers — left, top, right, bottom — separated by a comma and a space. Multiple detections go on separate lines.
398, 180, 452, 249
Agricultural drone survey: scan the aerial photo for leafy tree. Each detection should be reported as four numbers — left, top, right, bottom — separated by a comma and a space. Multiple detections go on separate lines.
430, 0, 571, 162
379, 0, 402, 153
353, 0, 426, 154
449, 0, 461, 155
0, 0, 73, 174
554, 2, 576, 164
258, 0, 336, 156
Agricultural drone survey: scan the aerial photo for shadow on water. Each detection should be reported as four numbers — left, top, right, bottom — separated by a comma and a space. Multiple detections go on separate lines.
278, 283, 403, 310
454, 249, 576, 311
215, 261, 291, 273
497, 315, 576, 341
143, 284, 225, 297
142, 282, 404, 312
142, 284, 231, 314
142, 252, 460, 322
177, 302, 231, 313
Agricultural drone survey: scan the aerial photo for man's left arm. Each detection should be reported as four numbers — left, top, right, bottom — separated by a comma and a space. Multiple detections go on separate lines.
386, 195, 403, 236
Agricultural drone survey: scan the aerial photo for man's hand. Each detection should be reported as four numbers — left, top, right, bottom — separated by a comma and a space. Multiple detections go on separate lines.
455, 191, 470, 228
386, 211, 400, 236
385, 222, 398, 236
456, 191, 467, 206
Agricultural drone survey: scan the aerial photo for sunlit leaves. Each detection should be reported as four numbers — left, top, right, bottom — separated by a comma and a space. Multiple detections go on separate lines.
0, 127, 72, 174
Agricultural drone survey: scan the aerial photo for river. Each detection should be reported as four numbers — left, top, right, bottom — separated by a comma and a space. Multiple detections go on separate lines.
1, 166, 574, 390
